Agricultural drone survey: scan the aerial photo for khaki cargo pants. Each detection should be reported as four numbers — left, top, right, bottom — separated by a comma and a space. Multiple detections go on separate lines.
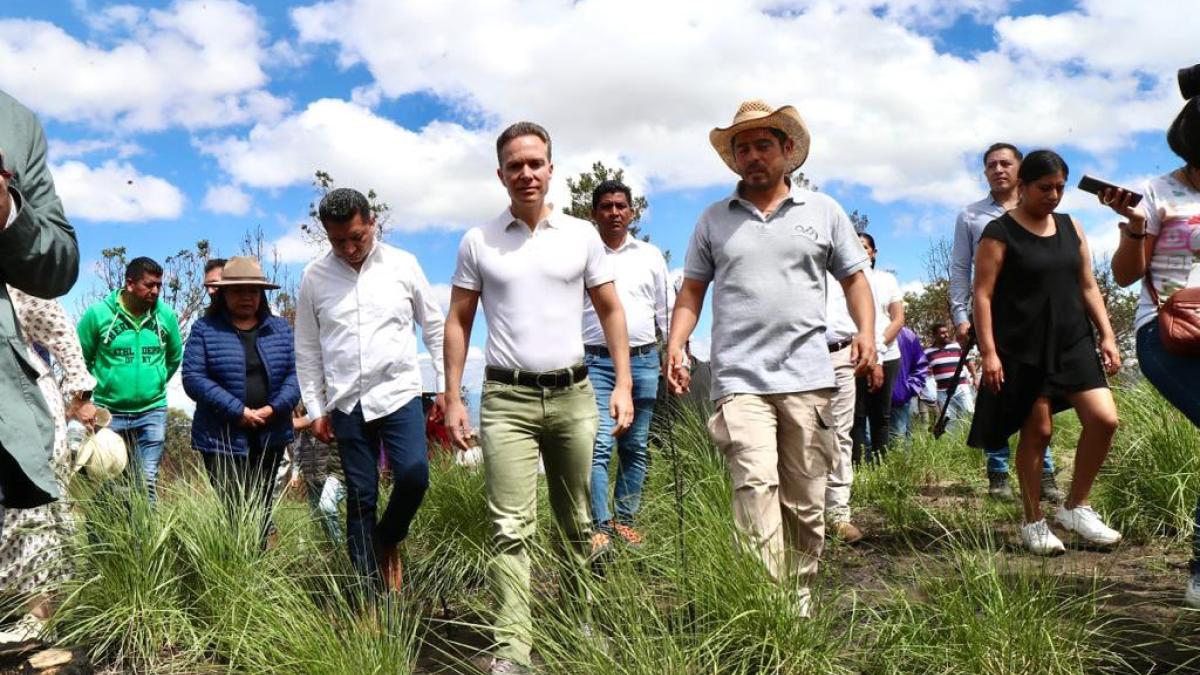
708, 390, 837, 592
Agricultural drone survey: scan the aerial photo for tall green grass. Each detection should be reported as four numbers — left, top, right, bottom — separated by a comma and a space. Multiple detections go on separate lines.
41, 386, 1198, 673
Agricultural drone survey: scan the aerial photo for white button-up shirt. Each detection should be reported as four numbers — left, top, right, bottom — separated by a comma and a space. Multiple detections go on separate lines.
582, 234, 671, 347
295, 241, 445, 422
452, 208, 614, 371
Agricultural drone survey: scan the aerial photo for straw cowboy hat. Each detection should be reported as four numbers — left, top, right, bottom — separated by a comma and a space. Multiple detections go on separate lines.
208, 256, 280, 290
710, 99, 811, 175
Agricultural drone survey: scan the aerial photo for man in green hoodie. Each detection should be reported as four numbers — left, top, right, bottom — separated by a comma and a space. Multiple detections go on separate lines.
78, 257, 183, 501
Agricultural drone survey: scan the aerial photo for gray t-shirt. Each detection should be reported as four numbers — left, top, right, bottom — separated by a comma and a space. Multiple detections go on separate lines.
684, 186, 870, 400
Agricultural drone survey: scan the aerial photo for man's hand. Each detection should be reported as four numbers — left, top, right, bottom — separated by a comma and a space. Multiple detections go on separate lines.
433, 393, 446, 418
664, 344, 692, 395
609, 385, 634, 436
956, 321, 972, 346
67, 396, 97, 429
0, 170, 12, 230
311, 415, 335, 443
867, 364, 884, 392
849, 333, 876, 379
444, 397, 472, 451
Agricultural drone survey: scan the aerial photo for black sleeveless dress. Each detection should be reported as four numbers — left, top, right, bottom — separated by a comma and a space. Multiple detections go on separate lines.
967, 212, 1107, 449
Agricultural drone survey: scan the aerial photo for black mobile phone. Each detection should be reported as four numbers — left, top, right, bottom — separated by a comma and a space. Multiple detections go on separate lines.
1077, 175, 1143, 207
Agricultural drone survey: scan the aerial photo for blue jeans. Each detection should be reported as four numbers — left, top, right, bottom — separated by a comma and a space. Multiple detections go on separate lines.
1137, 322, 1200, 574
889, 398, 913, 442
330, 398, 428, 587
985, 443, 1055, 474
108, 408, 168, 502
585, 349, 659, 529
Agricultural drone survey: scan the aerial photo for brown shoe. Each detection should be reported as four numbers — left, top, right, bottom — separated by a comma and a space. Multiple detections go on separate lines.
832, 521, 863, 543
611, 522, 644, 548
590, 531, 612, 557
374, 542, 404, 593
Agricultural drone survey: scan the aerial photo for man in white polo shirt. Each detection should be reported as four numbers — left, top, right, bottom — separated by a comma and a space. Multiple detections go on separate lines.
443, 121, 634, 675
295, 187, 445, 596
666, 100, 876, 617
581, 179, 673, 554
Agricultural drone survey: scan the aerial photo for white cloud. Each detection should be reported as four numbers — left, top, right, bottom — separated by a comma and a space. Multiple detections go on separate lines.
202, 184, 253, 215
0, 0, 287, 131
270, 225, 328, 264
417, 345, 485, 392
900, 279, 926, 296
53, 160, 185, 222
203, 98, 502, 231
261, 0, 1190, 230
49, 138, 143, 161
429, 283, 452, 316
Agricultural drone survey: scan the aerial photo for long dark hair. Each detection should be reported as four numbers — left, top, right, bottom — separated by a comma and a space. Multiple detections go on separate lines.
1017, 149, 1069, 184
206, 287, 273, 321
1168, 98, 1200, 168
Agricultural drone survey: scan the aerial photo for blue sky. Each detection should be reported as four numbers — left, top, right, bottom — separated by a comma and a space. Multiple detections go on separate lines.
2, 0, 1194, 407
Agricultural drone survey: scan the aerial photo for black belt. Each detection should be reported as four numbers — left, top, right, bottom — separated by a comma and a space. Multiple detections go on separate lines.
583, 343, 657, 358
828, 337, 853, 353
485, 364, 589, 389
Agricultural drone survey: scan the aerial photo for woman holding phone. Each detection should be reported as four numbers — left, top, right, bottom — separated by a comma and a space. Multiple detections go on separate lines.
969, 149, 1122, 556
1106, 70, 1200, 605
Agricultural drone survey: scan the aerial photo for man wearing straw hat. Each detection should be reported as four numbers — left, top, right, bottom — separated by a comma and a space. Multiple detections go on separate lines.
665, 99, 877, 616
295, 187, 446, 596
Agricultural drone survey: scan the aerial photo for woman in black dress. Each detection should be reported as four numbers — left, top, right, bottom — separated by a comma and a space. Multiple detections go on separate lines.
969, 150, 1122, 556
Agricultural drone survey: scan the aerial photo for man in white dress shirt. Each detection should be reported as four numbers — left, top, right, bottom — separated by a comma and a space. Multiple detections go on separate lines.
581, 180, 673, 553
443, 122, 633, 674
295, 187, 445, 595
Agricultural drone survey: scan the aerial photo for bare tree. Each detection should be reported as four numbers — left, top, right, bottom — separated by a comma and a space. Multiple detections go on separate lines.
300, 170, 391, 244
84, 240, 212, 342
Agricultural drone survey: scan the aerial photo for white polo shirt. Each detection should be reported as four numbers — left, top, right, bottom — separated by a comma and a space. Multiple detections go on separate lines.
581, 234, 672, 348
452, 208, 615, 371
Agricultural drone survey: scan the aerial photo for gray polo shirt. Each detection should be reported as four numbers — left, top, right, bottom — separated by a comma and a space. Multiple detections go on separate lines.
949, 195, 1004, 326
684, 185, 869, 400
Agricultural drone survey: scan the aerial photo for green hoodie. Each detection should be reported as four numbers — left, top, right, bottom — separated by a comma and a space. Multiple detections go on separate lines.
77, 289, 183, 413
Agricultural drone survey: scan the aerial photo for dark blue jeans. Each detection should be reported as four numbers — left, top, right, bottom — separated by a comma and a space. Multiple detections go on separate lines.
330, 398, 428, 586
585, 349, 660, 529
1137, 322, 1200, 574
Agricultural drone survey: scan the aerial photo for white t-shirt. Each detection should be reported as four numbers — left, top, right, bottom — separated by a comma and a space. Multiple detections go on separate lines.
1135, 172, 1200, 331
452, 209, 615, 371
581, 235, 672, 347
824, 272, 858, 344
866, 267, 903, 362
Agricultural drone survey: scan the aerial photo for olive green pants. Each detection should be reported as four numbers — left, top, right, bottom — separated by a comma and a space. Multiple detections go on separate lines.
481, 378, 599, 666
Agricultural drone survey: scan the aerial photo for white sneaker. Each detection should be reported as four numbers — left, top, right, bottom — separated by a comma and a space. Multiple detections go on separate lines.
1020, 519, 1066, 556
0, 613, 45, 644
489, 657, 532, 675
1054, 505, 1121, 546
1186, 575, 1200, 610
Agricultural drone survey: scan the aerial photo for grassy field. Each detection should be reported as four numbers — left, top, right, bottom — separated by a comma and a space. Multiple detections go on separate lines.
26, 380, 1200, 673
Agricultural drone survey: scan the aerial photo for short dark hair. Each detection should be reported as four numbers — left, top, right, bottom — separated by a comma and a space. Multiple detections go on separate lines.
1017, 149, 1069, 184
591, 180, 633, 210
206, 287, 273, 320
859, 232, 876, 251
928, 320, 948, 335
204, 258, 226, 275
1167, 99, 1200, 168
125, 256, 163, 282
318, 188, 371, 226
731, 127, 789, 154
496, 121, 552, 165
983, 142, 1023, 165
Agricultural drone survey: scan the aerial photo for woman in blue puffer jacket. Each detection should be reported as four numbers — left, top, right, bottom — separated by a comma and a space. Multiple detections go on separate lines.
182, 256, 299, 546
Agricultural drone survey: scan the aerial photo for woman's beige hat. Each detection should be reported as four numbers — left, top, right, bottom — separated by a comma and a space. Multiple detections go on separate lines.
709, 99, 811, 175
208, 256, 280, 290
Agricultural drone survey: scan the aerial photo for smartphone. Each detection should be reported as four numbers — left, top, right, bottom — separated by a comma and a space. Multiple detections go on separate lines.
1077, 175, 1142, 207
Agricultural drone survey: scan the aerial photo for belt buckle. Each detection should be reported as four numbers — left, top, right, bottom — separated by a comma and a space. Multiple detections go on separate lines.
536, 371, 559, 388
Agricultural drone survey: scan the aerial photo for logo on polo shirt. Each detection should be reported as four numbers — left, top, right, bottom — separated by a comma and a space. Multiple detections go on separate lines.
793, 222, 819, 242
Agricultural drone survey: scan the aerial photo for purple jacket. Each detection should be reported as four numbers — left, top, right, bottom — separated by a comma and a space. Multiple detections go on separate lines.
892, 327, 930, 408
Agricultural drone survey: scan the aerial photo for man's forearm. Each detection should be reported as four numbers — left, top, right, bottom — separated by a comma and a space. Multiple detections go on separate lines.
443, 319, 469, 404
600, 304, 632, 386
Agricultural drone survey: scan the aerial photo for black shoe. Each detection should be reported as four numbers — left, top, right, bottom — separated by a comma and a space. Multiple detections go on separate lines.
1040, 471, 1065, 504
987, 472, 1013, 500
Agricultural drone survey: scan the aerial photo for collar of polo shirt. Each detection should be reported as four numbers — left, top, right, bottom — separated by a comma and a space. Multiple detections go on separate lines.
504, 205, 559, 231
726, 180, 808, 212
